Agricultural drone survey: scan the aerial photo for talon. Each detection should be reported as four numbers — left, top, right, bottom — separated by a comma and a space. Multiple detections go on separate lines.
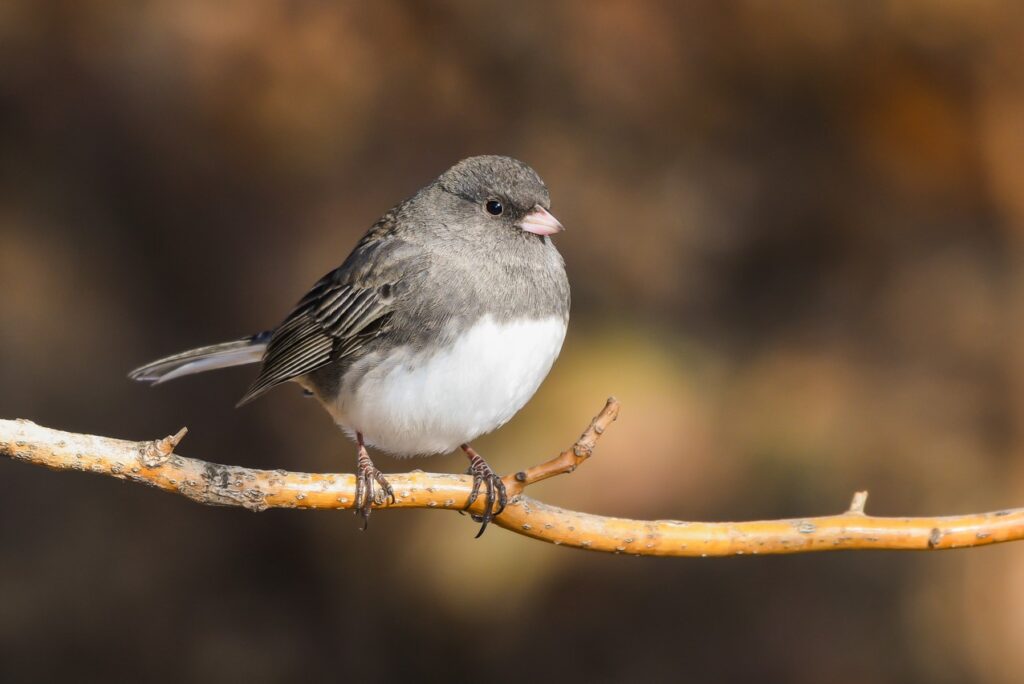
354, 433, 392, 530
373, 469, 396, 506
461, 444, 507, 537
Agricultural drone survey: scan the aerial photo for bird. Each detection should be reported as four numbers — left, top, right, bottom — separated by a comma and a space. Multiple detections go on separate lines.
129, 155, 570, 536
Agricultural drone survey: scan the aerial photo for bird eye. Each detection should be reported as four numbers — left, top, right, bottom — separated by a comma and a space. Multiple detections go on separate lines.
485, 199, 503, 216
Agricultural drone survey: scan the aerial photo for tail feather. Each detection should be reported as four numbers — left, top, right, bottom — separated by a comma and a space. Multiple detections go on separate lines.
129, 332, 270, 385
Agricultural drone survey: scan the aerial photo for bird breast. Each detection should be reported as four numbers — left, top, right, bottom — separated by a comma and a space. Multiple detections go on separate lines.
329, 315, 567, 456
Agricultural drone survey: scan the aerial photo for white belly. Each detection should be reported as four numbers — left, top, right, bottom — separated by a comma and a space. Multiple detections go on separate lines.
329, 316, 567, 456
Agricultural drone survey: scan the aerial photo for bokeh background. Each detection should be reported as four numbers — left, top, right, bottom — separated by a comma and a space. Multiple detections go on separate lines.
3, 1, 1024, 682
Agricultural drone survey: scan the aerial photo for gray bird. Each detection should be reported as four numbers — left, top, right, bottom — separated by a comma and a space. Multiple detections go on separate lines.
129, 156, 570, 535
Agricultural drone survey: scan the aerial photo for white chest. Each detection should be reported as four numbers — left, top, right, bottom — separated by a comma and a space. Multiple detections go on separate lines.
328, 316, 567, 456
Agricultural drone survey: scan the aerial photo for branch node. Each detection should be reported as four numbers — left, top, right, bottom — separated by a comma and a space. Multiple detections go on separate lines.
847, 490, 869, 515
141, 427, 188, 468
573, 444, 592, 458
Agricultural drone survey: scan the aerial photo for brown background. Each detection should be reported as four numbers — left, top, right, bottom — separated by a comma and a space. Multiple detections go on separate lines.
3, 2, 1024, 682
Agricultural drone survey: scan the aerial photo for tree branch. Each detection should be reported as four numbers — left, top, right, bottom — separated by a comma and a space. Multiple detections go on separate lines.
2, 398, 1023, 556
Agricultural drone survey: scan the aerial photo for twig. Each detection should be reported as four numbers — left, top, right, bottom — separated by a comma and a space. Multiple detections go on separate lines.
2, 398, 1023, 556
505, 398, 619, 496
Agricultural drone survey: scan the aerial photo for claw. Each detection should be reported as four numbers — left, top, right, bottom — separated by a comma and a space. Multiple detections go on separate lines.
373, 468, 396, 506
461, 444, 507, 537
354, 434, 392, 530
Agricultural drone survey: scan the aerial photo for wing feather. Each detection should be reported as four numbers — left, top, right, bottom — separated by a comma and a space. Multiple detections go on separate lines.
237, 229, 416, 406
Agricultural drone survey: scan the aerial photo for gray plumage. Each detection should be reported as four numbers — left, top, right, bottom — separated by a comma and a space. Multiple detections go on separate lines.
128, 333, 271, 385
130, 155, 570, 407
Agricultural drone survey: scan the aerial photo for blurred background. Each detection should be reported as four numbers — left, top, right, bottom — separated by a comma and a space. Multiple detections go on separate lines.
2, 1, 1024, 681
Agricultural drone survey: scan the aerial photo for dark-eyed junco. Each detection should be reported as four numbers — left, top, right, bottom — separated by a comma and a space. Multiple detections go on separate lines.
130, 156, 569, 535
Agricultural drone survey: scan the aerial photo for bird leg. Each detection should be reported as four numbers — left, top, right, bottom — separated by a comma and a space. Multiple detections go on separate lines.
461, 444, 508, 537
354, 432, 394, 529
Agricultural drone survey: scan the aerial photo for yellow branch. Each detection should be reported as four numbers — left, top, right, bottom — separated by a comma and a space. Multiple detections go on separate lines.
2, 398, 1023, 556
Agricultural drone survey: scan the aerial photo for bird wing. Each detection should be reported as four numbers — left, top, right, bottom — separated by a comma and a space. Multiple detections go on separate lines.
237, 223, 422, 406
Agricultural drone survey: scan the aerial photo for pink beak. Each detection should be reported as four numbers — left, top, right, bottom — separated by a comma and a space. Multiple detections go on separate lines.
519, 205, 564, 236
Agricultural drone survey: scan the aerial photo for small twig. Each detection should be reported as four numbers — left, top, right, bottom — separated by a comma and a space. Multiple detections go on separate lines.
505, 396, 619, 496
2, 400, 1024, 556
847, 490, 869, 515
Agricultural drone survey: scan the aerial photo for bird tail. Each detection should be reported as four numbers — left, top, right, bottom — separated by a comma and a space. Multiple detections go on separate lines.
128, 331, 272, 385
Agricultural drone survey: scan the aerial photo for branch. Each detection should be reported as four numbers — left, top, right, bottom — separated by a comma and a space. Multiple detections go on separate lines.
2, 398, 1023, 556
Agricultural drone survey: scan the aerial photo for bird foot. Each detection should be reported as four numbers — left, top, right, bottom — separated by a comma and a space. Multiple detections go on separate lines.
354, 444, 394, 529
461, 444, 508, 538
